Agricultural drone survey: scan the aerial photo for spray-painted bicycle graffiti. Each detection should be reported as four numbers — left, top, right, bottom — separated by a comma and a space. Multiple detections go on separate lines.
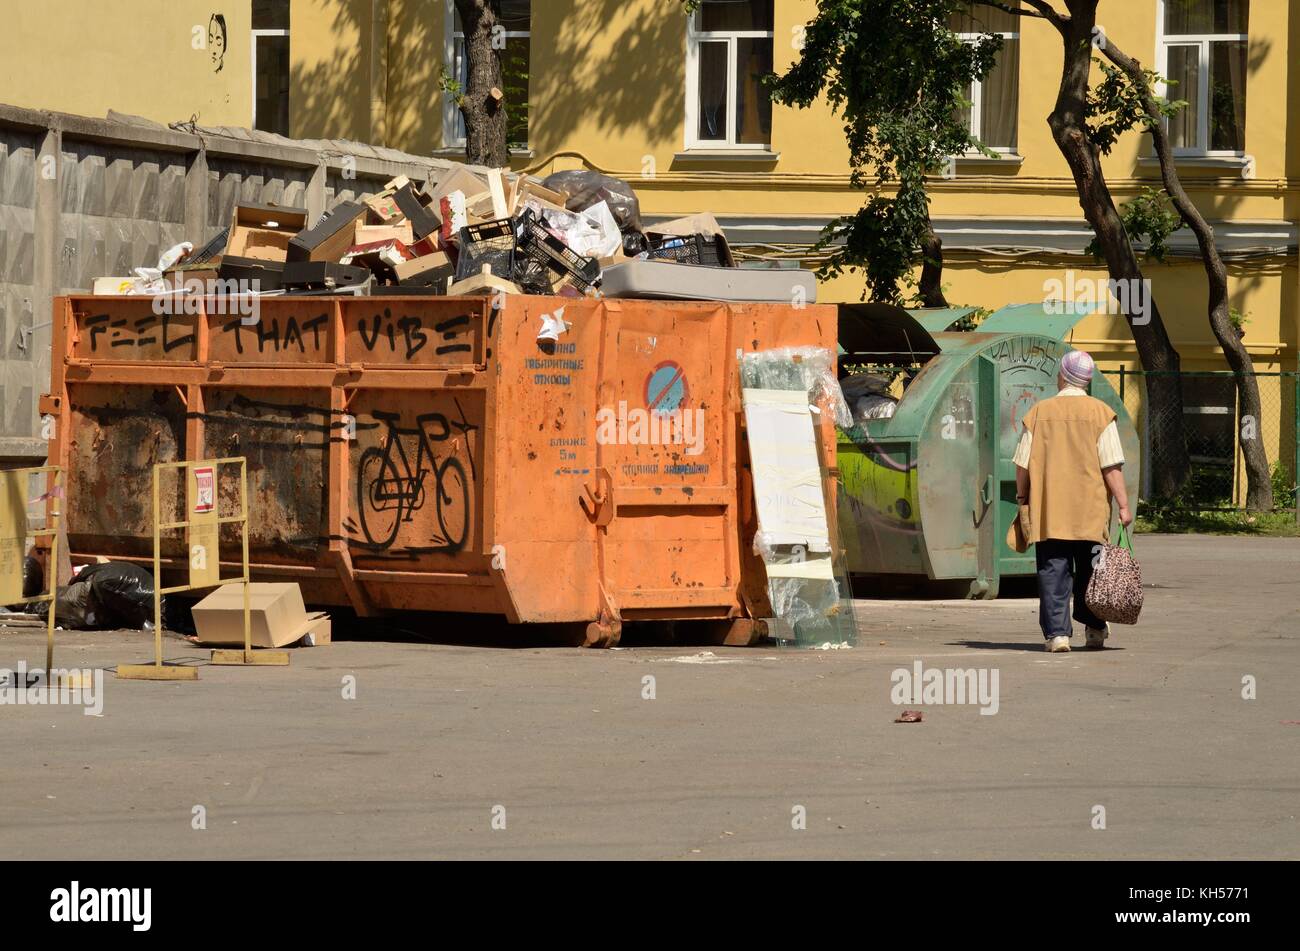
354, 408, 474, 554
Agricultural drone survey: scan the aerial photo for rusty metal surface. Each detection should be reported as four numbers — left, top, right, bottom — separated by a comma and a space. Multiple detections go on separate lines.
44, 295, 839, 627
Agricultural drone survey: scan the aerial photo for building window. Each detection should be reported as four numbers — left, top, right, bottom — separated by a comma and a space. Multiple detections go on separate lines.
948, 2, 1020, 152
686, 1, 774, 149
1159, 0, 1248, 154
445, 0, 530, 150
252, 0, 290, 136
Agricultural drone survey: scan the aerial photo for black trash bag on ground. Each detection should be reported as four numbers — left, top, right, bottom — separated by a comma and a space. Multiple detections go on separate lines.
25, 577, 101, 630
23, 562, 161, 631
540, 170, 643, 233
77, 562, 161, 630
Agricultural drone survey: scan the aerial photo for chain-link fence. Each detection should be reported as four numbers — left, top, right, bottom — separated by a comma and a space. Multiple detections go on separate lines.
1100, 369, 1299, 513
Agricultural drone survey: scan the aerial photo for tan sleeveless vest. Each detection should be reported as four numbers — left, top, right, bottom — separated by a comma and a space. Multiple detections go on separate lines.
1022, 394, 1116, 543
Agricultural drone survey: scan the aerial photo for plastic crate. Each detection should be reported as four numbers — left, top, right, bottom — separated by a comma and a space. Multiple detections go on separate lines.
646, 233, 725, 267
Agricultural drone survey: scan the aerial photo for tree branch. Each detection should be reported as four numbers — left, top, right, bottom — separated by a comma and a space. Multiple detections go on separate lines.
970, 1, 1046, 19
970, 1, 1068, 32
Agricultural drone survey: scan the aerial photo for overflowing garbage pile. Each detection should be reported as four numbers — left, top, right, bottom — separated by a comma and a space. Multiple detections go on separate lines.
91, 168, 816, 304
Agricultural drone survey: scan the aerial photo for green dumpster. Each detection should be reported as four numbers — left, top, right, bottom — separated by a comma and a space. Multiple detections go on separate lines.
836, 302, 1140, 599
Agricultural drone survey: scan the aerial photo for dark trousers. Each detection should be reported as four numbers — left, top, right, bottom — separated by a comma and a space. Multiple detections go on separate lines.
1035, 538, 1106, 639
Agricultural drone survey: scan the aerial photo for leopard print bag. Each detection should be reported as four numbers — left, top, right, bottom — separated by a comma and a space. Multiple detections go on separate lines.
1084, 523, 1143, 624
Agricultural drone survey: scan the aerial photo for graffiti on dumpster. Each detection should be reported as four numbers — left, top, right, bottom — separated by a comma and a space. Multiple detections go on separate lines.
219, 313, 329, 355
347, 399, 479, 556
85, 313, 195, 354
985, 336, 1063, 375
357, 310, 474, 360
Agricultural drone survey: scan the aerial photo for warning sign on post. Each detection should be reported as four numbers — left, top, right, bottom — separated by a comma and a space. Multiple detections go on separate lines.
187, 466, 219, 589
193, 466, 215, 514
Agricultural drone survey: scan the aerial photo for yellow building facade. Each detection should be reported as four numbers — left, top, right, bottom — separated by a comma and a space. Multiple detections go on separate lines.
2, 0, 1297, 493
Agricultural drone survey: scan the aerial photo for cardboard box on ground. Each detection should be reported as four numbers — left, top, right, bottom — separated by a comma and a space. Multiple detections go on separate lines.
192, 582, 330, 649
90, 164, 818, 304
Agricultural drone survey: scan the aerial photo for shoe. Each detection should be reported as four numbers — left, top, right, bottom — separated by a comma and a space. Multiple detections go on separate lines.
1085, 625, 1109, 649
1045, 635, 1071, 653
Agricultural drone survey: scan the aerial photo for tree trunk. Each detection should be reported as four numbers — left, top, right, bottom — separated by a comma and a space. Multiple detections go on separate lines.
454, 0, 509, 168
918, 216, 949, 308
1099, 42, 1273, 511
1042, 4, 1189, 497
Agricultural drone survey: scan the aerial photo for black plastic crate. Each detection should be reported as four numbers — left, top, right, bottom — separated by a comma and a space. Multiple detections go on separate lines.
646, 233, 725, 267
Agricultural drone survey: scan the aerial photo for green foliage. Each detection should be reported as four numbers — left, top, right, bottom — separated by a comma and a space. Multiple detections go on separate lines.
1085, 187, 1182, 262
437, 66, 464, 108
1136, 507, 1300, 535
1086, 59, 1183, 155
1229, 306, 1250, 332
759, 0, 1003, 303
949, 305, 992, 331
1271, 460, 1297, 509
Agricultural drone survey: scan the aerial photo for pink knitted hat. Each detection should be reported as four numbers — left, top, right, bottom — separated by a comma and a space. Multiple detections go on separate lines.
1059, 350, 1094, 387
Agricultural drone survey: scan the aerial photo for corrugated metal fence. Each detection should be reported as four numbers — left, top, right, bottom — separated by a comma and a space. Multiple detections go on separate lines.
0, 104, 468, 463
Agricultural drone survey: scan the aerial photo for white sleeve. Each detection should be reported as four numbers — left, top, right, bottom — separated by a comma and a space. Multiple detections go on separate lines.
1013, 427, 1032, 468
1098, 420, 1124, 468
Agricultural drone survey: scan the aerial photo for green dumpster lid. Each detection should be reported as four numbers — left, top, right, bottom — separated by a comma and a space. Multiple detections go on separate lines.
905, 305, 980, 333
976, 301, 1099, 340
838, 303, 941, 363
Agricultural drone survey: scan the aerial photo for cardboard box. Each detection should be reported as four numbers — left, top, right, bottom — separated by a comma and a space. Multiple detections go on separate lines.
298, 613, 331, 647
217, 256, 286, 291
515, 179, 567, 210
392, 183, 441, 241
356, 221, 415, 246
91, 276, 136, 295
394, 251, 454, 287
288, 201, 367, 263
225, 204, 308, 262
364, 191, 404, 223
283, 261, 371, 290
163, 266, 220, 291
192, 582, 322, 649
429, 165, 488, 209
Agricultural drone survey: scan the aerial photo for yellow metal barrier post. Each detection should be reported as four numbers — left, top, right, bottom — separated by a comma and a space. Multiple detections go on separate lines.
0, 466, 69, 684
117, 457, 286, 680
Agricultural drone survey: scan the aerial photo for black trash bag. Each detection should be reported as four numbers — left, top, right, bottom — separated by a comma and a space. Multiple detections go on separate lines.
22, 555, 43, 600
25, 562, 162, 631
26, 577, 102, 630
539, 170, 643, 233
77, 562, 162, 630
5, 555, 44, 609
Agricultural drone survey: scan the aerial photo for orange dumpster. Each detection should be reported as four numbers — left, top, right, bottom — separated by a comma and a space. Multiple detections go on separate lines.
40, 294, 839, 645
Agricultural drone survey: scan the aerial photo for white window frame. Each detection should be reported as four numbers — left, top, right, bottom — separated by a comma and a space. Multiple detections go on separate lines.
684, 3, 774, 151
952, 24, 1019, 153
251, 27, 290, 134
1156, 0, 1249, 157
442, 0, 531, 149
